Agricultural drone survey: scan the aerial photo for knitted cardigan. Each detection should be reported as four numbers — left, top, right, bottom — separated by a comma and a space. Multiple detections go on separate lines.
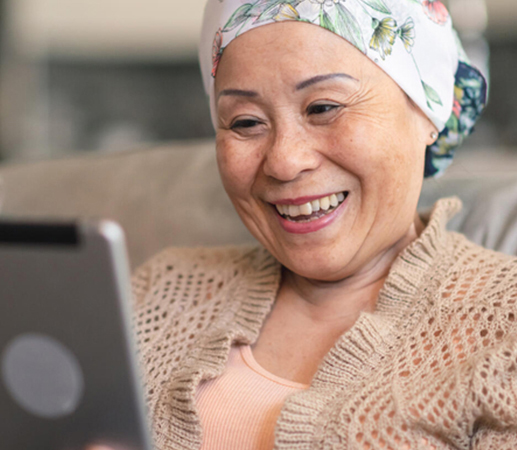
132, 198, 517, 450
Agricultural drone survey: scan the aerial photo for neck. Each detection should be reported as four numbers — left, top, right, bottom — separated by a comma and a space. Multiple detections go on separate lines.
279, 213, 424, 326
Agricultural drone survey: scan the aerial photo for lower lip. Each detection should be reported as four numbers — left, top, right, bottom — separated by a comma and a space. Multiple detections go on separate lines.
275, 197, 348, 234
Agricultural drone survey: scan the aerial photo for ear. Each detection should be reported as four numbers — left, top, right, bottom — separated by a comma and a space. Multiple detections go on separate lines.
405, 95, 439, 148
426, 123, 439, 147
413, 103, 439, 147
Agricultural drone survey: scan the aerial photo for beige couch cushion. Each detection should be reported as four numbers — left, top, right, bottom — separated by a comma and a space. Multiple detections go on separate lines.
0, 141, 255, 268
420, 174, 517, 255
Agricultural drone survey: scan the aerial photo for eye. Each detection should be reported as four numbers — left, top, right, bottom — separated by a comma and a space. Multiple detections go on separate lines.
230, 118, 262, 130
307, 103, 342, 115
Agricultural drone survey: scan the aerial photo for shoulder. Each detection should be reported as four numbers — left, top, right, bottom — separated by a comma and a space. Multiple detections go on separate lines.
131, 244, 275, 307
441, 232, 517, 308
133, 244, 265, 276
431, 232, 517, 343
130, 245, 279, 345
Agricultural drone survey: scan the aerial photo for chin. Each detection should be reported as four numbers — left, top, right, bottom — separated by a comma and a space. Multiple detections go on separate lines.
288, 266, 350, 283
279, 251, 356, 282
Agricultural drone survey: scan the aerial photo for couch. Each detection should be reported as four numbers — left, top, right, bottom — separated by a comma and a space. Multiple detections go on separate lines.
1, 140, 517, 269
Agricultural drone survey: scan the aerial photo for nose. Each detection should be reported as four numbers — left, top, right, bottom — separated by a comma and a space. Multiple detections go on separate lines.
262, 124, 321, 182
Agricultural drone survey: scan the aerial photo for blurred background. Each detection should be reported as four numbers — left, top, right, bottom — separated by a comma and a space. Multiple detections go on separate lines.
0, 0, 514, 164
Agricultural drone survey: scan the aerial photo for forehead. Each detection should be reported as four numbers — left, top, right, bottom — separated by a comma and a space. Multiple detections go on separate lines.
214, 21, 381, 89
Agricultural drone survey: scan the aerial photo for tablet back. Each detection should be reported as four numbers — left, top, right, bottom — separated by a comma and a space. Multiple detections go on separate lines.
0, 220, 152, 450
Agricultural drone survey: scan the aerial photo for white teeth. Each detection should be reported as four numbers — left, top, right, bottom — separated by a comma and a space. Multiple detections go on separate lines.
289, 204, 301, 217
275, 192, 347, 218
300, 202, 312, 215
320, 196, 330, 210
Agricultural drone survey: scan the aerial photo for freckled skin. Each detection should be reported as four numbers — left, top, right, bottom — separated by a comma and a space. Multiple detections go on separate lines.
214, 21, 442, 384
214, 22, 437, 283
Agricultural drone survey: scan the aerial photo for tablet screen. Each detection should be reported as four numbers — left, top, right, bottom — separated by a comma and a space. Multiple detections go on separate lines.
0, 220, 152, 450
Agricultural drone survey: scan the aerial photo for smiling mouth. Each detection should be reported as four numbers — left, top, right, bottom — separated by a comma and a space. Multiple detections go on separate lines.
274, 192, 348, 223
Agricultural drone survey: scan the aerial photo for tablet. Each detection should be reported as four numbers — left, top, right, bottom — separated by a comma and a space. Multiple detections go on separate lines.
0, 219, 152, 450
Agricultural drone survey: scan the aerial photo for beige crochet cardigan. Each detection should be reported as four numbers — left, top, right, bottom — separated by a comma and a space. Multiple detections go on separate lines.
132, 198, 517, 450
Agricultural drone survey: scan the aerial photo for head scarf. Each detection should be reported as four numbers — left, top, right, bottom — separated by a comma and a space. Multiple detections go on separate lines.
199, 0, 487, 177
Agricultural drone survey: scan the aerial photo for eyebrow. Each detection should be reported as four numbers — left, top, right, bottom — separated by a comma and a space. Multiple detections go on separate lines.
295, 73, 358, 91
217, 73, 358, 100
217, 89, 258, 100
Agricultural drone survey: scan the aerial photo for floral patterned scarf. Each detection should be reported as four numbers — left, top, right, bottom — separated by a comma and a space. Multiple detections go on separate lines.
199, 0, 487, 177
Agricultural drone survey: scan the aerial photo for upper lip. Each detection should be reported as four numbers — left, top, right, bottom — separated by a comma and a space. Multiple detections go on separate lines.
270, 191, 347, 206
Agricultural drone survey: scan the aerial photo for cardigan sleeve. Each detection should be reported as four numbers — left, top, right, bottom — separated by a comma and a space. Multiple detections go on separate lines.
471, 427, 517, 449
470, 333, 517, 447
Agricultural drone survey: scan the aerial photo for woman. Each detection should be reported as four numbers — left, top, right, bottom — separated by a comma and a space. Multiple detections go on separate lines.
132, 0, 517, 449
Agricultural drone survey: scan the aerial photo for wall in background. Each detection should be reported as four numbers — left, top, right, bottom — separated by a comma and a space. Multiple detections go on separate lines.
45, 60, 214, 156
486, 0, 517, 40
6, 0, 517, 60
7, 0, 207, 60
1, 0, 212, 159
0, 0, 516, 161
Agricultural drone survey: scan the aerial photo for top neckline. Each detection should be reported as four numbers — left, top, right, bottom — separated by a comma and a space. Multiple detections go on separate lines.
239, 345, 310, 390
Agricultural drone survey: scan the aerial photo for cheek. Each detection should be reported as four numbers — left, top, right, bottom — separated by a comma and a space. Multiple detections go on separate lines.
215, 135, 261, 200
343, 111, 423, 175
323, 110, 424, 220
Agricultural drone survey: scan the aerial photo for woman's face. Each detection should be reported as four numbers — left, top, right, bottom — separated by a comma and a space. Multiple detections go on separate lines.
214, 22, 437, 282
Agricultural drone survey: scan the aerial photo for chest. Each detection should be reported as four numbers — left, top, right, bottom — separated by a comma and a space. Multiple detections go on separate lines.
147, 307, 489, 450
250, 291, 369, 385
195, 345, 308, 450
251, 318, 347, 386
152, 341, 474, 450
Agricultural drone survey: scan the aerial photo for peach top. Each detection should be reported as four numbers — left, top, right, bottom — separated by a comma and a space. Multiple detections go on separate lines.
196, 345, 309, 450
